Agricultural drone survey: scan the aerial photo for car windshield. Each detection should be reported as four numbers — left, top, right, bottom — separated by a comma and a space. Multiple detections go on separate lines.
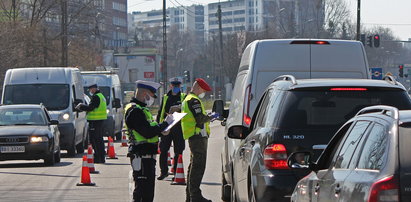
84, 87, 110, 103
276, 89, 411, 130
0, 108, 46, 126
3, 84, 70, 111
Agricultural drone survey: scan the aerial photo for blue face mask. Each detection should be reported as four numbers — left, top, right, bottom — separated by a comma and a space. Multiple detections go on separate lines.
172, 86, 181, 94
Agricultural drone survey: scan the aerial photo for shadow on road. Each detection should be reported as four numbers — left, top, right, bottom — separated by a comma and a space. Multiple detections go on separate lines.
201, 182, 222, 186
103, 162, 130, 166
0, 161, 73, 168
0, 170, 77, 178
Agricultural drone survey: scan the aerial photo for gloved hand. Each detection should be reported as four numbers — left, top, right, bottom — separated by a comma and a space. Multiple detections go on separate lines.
208, 112, 220, 121
161, 130, 170, 136
164, 114, 174, 125
75, 103, 84, 111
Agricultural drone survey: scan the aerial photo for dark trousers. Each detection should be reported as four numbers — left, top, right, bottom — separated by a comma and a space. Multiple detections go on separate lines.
89, 120, 105, 163
130, 156, 156, 202
186, 135, 208, 201
159, 129, 185, 175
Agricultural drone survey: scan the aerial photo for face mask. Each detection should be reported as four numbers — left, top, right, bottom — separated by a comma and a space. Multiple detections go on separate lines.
145, 95, 155, 107
89, 92, 93, 96
172, 86, 181, 94
198, 93, 205, 99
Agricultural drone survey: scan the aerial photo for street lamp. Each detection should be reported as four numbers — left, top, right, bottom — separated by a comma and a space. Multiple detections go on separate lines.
116, 26, 120, 51
176, 48, 183, 75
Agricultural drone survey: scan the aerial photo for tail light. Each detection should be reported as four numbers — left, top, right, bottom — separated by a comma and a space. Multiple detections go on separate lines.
330, 88, 368, 91
368, 175, 399, 202
263, 144, 289, 169
243, 84, 252, 126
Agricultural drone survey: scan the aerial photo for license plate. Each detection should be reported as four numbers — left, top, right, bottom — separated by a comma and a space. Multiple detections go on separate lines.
0, 146, 25, 153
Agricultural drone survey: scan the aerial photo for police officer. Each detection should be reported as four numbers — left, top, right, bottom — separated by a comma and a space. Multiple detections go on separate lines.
125, 80, 174, 202
76, 84, 107, 163
182, 78, 218, 202
157, 77, 186, 180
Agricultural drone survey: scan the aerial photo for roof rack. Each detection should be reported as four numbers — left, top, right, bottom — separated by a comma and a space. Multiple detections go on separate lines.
356, 105, 399, 120
273, 75, 297, 85
382, 75, 397, 85
81, 71, 116, 75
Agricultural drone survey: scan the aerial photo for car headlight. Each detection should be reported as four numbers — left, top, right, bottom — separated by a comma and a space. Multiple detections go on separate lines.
62, 113, 70, 120
106, 109, 110, 114
30, 136, 49, 143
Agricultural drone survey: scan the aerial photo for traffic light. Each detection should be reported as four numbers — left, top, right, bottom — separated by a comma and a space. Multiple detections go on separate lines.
399, 65, 404, 77
360, 34, 366, 45
373, 34, 380, 48
183, 70, 190, 82
366, 36, 373, 47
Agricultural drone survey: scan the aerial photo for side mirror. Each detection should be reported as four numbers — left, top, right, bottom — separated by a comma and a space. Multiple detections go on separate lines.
50, 120, 59, 125
287, 152, 315, 170
227, 125, 249, 139
212, 99, 229, 119
113, 98, 121, 108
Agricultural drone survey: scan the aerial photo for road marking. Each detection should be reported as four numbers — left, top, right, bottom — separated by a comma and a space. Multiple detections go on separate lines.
129, 170, 134, 201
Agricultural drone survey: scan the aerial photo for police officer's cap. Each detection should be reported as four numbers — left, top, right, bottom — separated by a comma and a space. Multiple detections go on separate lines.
136, 80, 161, 98
169, 77, 182, 85
87, 84, 98, 89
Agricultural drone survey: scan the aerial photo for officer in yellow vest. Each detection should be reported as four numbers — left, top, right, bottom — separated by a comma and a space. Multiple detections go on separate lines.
76, 84, 107, 163
156, 77, 186, 180
125, 80, 174, 202
182, 78, 218, 202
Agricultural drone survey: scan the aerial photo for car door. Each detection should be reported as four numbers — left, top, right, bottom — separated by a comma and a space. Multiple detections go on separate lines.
234, 89, 272, 201
315, 120, 371, 202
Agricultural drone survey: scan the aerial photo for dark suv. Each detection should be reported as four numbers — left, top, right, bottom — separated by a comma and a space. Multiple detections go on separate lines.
226, 75, 411, 202
289, 105, 411, 202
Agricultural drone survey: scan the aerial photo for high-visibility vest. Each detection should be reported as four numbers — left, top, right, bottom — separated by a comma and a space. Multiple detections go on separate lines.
87, 92, 107, 121
124, 103, 159, 144
159, 93, 186, 122
181, 93, 210, 140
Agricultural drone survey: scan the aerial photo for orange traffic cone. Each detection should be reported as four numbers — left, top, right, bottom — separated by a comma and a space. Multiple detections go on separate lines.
121, 130, 128, 147
87, 144, 99, 174
170, 157, 175, 174
167, 151, 172, 166
77, 155, 96, 186
171, 154, 186, 185
107, 136, 118, 159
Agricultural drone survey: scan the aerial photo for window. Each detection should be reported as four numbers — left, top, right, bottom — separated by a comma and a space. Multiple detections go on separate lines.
334, 121, 370, 169
265, 91, 283, 127
356, 123, 388, 170
254, 90, 272, 128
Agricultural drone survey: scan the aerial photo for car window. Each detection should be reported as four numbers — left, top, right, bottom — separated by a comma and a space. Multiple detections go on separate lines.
356, 123, 388, 170
254, 89, 272, 128
265, 91, 283, 127
0, 108, 47, 125
334, 121, 370, 169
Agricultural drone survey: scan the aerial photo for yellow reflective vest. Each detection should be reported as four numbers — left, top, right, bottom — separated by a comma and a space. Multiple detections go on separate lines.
124, 103, 159, 144
87, 93, 107, 121
159, 93, 186, 122
181, 93, 210, 140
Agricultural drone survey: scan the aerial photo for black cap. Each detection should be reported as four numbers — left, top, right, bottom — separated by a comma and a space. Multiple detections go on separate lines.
87, 84, 98, 89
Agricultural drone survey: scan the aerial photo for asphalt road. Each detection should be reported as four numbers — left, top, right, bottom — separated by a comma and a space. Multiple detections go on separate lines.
0, 121, 225, 202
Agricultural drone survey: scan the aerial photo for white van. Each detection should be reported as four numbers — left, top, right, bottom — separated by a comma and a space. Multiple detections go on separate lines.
219, 39, 370, 200
81, 71, 124, 140
2, 67, 88, 156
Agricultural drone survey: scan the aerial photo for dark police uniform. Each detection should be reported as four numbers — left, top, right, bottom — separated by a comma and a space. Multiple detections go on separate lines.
125, 97, 168, 202
156, 90, 186, 178
182, 92, 212, 202
78, 89, 107, 163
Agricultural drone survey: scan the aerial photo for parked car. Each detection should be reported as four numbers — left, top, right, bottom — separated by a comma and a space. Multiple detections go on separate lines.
289, 105, 411, 202
2, 67, 88, 156
214, 75, 411, 202
81, 71, 123, 140
0, 104, 60, 166
221, 39, 371, 200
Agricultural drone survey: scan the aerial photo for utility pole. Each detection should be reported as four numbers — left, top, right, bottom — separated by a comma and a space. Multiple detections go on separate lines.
217, 3, 224, 97
356, 0, 361, 41
162, 0, 167, 90
61, 0, 68, 66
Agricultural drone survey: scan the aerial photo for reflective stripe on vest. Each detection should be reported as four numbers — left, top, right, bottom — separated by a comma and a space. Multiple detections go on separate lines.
159, 93, 186, 122
87, 93, 108, 120
181, 93, 210, 140
124, 103, 159, 144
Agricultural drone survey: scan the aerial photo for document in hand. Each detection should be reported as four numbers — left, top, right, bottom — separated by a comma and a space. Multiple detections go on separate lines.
163, 112, 187, 132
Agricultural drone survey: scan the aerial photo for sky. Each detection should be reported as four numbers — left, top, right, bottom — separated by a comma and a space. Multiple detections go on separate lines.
127, 0, 411, 40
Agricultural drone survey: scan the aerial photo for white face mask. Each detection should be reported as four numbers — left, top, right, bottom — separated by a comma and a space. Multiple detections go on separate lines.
145, 95, 155, 107
198, 93, 205, 99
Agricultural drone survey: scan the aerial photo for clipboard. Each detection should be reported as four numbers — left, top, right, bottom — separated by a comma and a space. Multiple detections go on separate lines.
163, 112, 187, 132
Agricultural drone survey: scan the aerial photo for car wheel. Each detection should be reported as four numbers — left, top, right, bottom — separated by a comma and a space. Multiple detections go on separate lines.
44, 147, 55, 166
230, 179, 237, 202
248, 173, 256, 202
67, 136, 76, 157
55, 147, 61, 163
115, 132, 122, 141
221, 167, 231, 201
